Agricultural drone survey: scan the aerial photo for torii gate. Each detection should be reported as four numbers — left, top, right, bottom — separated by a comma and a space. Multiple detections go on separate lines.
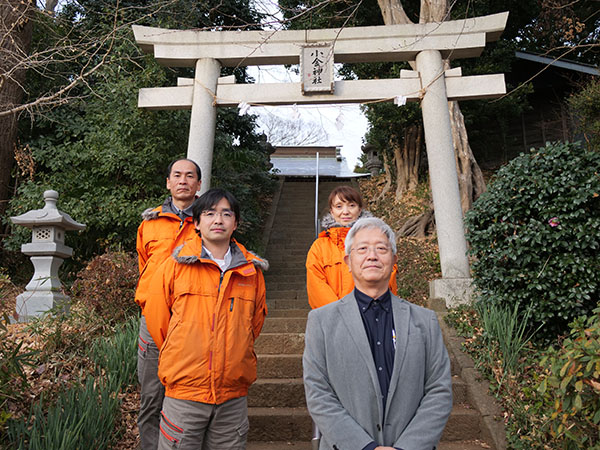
133, 12, 508, 305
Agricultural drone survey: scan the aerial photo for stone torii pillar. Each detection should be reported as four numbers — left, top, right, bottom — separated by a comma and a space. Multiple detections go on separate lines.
417, 50, 471, 302
188, 58, 221, 193
132, 12, 509, 305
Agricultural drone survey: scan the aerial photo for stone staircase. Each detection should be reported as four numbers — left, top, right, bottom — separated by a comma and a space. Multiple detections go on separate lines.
247, 178, 499, 450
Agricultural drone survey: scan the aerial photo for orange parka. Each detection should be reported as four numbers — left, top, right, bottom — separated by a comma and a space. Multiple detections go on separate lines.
135, 199, 197, 312
306, 212, 398, 309
143, 236, 268, 405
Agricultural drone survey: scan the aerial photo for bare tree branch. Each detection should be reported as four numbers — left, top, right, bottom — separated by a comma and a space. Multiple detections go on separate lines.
257, 111, 329, 146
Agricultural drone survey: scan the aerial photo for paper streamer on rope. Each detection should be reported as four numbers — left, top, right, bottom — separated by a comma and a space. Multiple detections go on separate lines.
291, 103, 301, 120
335, 109, 344, 131
238, 101, 251, 116
394, 95, 407, 106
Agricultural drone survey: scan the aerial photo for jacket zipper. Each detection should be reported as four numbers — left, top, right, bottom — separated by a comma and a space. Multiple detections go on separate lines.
210, 269, 225, 396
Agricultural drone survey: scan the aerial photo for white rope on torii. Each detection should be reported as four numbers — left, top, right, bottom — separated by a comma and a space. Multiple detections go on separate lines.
132, 12, 509, 305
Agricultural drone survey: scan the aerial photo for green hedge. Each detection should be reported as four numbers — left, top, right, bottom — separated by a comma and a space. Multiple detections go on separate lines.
465, 141, 600, 343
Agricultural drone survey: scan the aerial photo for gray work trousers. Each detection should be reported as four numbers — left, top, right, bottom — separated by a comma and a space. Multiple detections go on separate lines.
158, 396, 249, 450
138, 315, 165, 450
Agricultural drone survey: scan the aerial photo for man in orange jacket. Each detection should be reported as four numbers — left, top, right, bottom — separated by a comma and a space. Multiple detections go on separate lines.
136, 158, 201, 450
144, 188, 268, 450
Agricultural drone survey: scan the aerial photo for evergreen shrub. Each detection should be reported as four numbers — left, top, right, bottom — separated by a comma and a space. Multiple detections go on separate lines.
465, 141, 600, 343
535, 307, 600, 449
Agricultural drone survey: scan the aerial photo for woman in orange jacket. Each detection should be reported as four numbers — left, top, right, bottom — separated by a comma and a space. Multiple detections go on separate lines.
305, 185, 397, 309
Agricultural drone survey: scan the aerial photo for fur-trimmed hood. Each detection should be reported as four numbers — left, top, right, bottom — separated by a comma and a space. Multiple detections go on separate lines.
141, 207, 160, 221
141, 197, 194, 221
320, 210, 373, 231
171, 240, 269, 272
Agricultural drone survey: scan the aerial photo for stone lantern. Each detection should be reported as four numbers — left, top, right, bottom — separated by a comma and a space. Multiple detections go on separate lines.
363, 144, 382, 176
10, 190, 86, 322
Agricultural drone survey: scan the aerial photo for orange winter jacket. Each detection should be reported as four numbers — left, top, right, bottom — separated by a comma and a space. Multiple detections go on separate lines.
143, 236, 268, 405
306, 213, 398, 309
135, 199, 197, 312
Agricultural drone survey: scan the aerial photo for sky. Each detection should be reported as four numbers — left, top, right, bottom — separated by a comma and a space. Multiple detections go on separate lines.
248, 65, 369, 171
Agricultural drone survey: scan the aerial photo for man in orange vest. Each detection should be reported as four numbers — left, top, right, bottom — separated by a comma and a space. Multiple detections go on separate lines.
144, 188, 268, 450
136, 159, 202, 450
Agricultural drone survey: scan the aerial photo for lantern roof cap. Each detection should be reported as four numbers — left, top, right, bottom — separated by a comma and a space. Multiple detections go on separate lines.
10, 190, 86, 231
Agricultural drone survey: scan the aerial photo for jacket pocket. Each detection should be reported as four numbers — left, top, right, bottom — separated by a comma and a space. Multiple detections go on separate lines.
138, 334, 149, 355
236, 417, 249, 439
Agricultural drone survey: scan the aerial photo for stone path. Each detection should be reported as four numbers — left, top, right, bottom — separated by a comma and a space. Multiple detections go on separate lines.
247, 177, 502, 450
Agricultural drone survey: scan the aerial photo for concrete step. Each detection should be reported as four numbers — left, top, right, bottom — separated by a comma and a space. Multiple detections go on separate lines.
449, 351, 460, 377
267, 237, 313, 244
272, 216, 316, 223
268, 267, 311, 277
452, 376, 468, 404
264, 260, 309, 268
247, 440, 492, 450
266, 282, 307, 291
442, 404, 482, 442
247, 442, 311, 450
271, 218, 315, 224
265, 272, 306, 280
437, 441, 493, 450
265, 251, 310, 259
278, 185, 318, 191
248, 407, 312, 441
257, 354, 303, 378
268, 216, 313, 222
248, 378, 466, 409
247, 404, 483, 444
266, 290, 309, 301
269, 220, 314, 225
266, 298, 310, 310
263, 260, 310, 269
248, 378, 306, 407
277, 196, 320, 201
265, 250, 313, 260
266, 236, 312, 243
255, 333, 305, 354
263, 261, 309, 269
266, 241, 312, 250
268, 229, 315, 237
262, 317, 307, 333
267, 309, 309, 318
266, 289, 307, 299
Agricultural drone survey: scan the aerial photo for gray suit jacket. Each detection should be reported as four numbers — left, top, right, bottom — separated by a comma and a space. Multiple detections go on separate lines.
303, 292, 452, 450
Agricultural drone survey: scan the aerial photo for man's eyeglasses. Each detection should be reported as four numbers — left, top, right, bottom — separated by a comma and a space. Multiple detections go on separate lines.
351, 245, 391, 256
201, 210, 235, 220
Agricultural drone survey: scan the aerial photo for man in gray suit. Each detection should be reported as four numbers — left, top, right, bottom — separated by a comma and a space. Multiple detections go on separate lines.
303, 217, 452, 450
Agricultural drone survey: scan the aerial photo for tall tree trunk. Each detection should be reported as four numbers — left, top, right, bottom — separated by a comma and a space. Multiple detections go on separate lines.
0, 0, 35, 218
448, 95, 487, 212
394, 123, 422, 201
376, 0, 412, 25
376, 149, 394, 203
